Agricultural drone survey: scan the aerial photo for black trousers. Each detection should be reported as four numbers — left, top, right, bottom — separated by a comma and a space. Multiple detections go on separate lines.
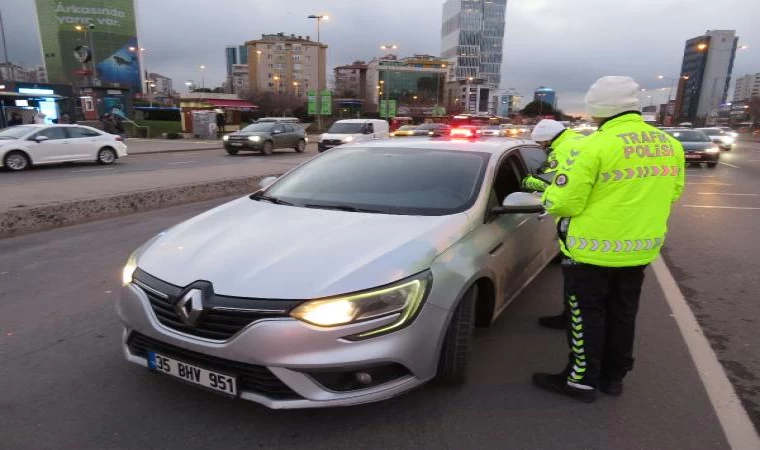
561, 260, 647, 387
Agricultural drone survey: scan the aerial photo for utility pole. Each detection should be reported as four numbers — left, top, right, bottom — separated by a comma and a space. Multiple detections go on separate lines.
308, 15, 329, 131
0, 9, 13, 81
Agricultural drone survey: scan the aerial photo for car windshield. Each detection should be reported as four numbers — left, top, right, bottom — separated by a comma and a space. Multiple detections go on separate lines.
328, 122, 367, 133
0, 125, 36, 139
242, 123, 275, 132
668, 130, 711, 142
484, 126, 501, 130
263, 147, 490, 215
697, 128, 724, 135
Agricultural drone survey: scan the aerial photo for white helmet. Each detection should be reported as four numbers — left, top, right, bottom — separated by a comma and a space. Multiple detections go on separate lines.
531, 119, 566, 142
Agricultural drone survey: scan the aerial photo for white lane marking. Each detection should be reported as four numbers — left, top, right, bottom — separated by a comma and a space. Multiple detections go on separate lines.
683, 205, 760, 210
718, 161, 740, 168
698, 192, 760, 197
687, 183, 732, 186
652, 257, 760, 450
165, 161, 195, 165
69, 167, 114, 173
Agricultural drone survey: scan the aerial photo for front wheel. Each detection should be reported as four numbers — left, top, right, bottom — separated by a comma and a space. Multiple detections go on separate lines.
97, 147, 117, 165
295, 139, 306, 153
4, 151, 30, 171
437, 285, 478, 384
707, 162, 718, 168
226, 147, 239, 155
262, 141, 274, 155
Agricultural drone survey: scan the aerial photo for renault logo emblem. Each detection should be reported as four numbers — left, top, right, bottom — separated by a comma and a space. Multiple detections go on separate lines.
175, 288, 204, 326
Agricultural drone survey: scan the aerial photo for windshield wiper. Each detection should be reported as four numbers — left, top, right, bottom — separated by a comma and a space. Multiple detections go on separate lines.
249, 192, 293, 205
304, 203, 385, 214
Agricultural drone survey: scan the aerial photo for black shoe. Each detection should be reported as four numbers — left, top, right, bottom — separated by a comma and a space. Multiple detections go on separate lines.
538, 313, 567, 330
532, 373, 596, 403
599, 379, 624, 396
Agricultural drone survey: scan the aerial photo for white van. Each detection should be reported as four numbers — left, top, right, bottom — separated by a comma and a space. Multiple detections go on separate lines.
317, 119, 389, 152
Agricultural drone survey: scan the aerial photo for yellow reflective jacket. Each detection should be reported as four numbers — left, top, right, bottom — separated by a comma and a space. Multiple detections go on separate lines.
521, 129, 584, 192
542, 113, 685, 267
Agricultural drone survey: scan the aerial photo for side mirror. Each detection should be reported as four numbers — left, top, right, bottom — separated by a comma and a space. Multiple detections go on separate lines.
492, 192, 545, 215
35, 135, 50, 143
259, 176, 278, 189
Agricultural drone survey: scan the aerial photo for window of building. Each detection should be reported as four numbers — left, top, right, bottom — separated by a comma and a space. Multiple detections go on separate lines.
293, 44, 302, 53
293, 55, 302, 62
275, 43, 284, 51
267, 54, 272, 60
267, 45, 272, 50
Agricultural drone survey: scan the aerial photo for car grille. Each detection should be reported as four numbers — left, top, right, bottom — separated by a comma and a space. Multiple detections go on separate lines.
321, 139, 342, 146
227, 136, 250, 142
127, 332, 302, 400
134, 269, 300, 341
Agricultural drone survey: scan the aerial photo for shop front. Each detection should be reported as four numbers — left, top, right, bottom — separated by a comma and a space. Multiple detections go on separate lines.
180, 93, 257, 134
0, 83, 71, 127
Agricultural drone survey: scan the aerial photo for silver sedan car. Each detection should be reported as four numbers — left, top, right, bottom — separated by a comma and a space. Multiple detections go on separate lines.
116, 138, 559, 409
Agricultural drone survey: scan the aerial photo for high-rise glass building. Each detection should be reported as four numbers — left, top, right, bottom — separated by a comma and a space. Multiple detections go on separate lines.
534, 86, 557, 109
440, 0, 507, 87
225, 46, 238, 78
677, 30, 738, 122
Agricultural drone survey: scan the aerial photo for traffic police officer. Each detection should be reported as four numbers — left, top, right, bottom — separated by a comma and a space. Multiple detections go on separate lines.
533, 76, 685, 402
521, 120, 583, 193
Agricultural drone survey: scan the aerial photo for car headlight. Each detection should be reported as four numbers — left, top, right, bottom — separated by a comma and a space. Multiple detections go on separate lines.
248, 136, 261, 142
290, 271, 432, 339
121, 233, 164, 286
222, 135, 230, 141
343, 136, 354, 143
706, 146, 720, 153
122, 251, 139, 286
722, 136, 734, 145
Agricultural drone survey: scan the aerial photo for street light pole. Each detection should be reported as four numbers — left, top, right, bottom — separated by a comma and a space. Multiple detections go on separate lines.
380, 44, 398, 119
308, 14, 329, 131
0, 9, 13, 82
129, 46, 147, 94
199, 65, 206, 89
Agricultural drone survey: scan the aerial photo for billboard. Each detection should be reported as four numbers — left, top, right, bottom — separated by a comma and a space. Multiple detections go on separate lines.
35, 0, 141, 91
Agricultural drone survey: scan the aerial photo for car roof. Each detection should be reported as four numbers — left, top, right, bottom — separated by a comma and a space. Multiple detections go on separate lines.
345, 136, 532, 156
336, 119, 385, 123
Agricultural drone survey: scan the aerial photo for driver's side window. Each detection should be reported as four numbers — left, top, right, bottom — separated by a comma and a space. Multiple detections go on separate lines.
492, 154, 525, 205
31, 127, 67, 141
365, 123, 374, 134
274, 125, 285, 133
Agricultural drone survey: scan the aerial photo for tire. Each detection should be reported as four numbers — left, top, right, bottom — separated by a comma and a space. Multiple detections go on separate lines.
707, 162, 718, 168
97, 147, 117, 165
4, 151, 31, 171
295, 139, 306, 153
262, 141, 274, 155
226, 148, 239, 155
437, 285, 478, 384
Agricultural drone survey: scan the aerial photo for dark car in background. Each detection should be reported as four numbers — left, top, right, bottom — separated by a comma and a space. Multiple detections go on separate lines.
414, 123, 451, 137
224, 122, 307, 155
666, 129, 720, 168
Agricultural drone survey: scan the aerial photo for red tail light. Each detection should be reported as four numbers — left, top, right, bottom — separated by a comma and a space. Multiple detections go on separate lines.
451, 128, 476, 138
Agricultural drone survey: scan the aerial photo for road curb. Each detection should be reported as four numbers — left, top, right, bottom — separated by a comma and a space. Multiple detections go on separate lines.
129, 145, 224, 155
0, 174, 277, 239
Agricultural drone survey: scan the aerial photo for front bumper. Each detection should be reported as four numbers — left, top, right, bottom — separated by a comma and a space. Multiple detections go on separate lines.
115, 283, 449, 409
685, 152, 720, 163
225, 141, 263, 151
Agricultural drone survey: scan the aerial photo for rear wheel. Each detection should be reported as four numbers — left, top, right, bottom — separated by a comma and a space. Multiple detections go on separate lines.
262, 141, 274, 155
437, 285, 478, 384
707, 162, 718, 168
97, 147, 117, 165
295, 139, 306, 153
4, 151, 30, 171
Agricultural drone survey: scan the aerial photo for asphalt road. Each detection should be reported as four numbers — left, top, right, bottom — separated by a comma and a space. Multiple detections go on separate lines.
0, 199, 730, 449
664, 139, 760, 430
0, 144, 316, 185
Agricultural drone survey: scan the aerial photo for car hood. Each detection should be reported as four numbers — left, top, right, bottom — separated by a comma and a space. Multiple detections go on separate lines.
229, 131, 271, 138
319, 133, 362, 141
137, 197, 471, 299
681, 141, 714, 152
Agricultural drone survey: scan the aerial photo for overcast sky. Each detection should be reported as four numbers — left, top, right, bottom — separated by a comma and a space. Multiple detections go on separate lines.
2, 0, 759, 114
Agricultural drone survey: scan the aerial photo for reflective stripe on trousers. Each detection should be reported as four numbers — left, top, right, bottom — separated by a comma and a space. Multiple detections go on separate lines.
565, 237, 663, 253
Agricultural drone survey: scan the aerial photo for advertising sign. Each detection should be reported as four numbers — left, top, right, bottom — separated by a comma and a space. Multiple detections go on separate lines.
307, 89, 317, 115
320, 89, 332, 116
380, 100, 397, 118
36, 0, 142, 91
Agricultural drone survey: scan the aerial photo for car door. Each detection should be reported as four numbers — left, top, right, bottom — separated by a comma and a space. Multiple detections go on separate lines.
480, 152, 542, 311
272, 124, 287, 148
517, 145, 560, 269
27, 126, 70, 163
283, 124, 298, 146
64, 126, 103, 161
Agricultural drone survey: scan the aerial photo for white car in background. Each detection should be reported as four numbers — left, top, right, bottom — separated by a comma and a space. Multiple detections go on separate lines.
696, 128, 734, 151
0, 124, 127, 171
